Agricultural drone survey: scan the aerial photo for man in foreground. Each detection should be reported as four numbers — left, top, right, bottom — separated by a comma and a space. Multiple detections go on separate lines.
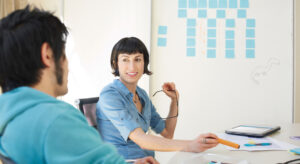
0, 6, 157, 164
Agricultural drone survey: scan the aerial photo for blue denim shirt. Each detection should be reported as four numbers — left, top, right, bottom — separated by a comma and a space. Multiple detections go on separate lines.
96, 79, 165, 159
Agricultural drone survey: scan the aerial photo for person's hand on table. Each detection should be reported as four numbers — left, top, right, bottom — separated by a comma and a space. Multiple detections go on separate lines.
184, 133, 219, 153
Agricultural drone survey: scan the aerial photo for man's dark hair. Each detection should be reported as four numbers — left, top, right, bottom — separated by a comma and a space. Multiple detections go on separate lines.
110, 37, 152, 76
0, 5, 68, 92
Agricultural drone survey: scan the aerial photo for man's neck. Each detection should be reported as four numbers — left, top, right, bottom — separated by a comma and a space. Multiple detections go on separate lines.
31, 72, 57, 98
31, 84, 56, 98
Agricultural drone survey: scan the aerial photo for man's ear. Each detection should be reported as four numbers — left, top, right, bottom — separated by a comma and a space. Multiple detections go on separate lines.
41, 42, 53, 67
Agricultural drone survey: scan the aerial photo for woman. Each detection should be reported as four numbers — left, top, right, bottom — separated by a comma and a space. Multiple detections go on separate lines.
96, 37, 218, 160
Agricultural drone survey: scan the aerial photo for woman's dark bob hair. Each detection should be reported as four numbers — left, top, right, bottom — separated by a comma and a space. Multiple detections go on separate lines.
110, 37, 152, 76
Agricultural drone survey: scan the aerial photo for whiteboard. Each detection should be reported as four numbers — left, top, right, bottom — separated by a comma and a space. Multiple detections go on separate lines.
150, 0, 293, 138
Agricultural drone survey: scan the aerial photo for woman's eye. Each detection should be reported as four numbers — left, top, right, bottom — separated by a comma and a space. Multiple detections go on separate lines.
122, 58, 128, 62
136, 58, 142, 62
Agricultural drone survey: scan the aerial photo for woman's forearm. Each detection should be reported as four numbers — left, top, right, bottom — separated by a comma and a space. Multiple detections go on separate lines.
162, 99, 178, 138
129, 128, 189, 152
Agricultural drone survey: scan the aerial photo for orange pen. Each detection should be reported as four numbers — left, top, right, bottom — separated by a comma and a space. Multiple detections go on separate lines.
218, 138, 240, 149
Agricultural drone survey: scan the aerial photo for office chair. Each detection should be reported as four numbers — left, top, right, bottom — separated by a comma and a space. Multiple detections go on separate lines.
75, 97, 99, 129
75, 97, 142, 164
0, 153, 15, 164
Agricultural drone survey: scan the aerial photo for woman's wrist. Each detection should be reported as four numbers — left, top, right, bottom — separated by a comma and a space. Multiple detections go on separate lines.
171, 98, 177, 102
182, 141, 192, 152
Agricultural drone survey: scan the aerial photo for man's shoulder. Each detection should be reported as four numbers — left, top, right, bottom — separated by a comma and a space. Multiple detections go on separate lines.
30, 100, 82, 121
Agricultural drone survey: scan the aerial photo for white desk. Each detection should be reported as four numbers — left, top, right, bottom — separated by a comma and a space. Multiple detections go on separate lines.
156, 123, 300, 164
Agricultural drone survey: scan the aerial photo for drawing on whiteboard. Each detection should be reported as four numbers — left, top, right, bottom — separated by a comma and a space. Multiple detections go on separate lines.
251, 58, 280, 84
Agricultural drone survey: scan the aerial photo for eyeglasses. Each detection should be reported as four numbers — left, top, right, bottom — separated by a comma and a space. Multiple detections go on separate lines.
152, 90, 179, 120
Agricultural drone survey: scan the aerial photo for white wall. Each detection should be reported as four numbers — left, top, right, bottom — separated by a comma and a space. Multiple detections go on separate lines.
28, 0, 63, 18
62, 0, 151, 106
294, 0, 300, 123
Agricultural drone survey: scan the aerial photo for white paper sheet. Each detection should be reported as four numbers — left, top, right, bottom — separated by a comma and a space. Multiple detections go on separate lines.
217, 133, 297, 151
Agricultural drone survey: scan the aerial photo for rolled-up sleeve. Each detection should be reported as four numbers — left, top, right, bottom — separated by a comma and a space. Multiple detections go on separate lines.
98, 89, 139, 141
149, 101, 165, 133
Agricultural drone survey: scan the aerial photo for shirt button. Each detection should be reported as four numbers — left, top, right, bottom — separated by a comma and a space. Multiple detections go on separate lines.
136, 118, 138, 121
121, 118, 123, 120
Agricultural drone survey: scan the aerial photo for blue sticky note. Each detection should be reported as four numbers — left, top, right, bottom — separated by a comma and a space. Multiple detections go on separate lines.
187, 19, 196, 27
216, 10, 226, 18
198, 10, 207, 18
198, 0, 207, 8
219, 0, 227, 8
240, 0, 249, 8
246, 39, 255, 48
207, 29, 216, 38
189, 0, 197, 8
207, 39, 216, 48
229, 0, 237, 8
187, 48, 196, 56
246, 29, 255, 38
226, 19, 235, 28
157, 38, 167, 47
158, 26, 167, 35
207, 19, 216, 27
187, 28, 196, 36
207, 49, 216, 58
237, 10, 246, 18
178, 9, 187, 18
226, 40, 234, 48
226, 30, 234, 39
246, 19, 255, 27
209, 0, 217, 8
178, 0, 187, 8
187, 38, 196, 47
246, 49, 255, 58
226, 49, 235, 58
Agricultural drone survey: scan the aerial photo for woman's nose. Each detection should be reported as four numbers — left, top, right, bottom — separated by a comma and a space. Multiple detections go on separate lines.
128, 61, 136, 70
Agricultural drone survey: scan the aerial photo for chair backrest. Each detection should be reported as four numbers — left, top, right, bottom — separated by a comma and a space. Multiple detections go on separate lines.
0, 153, 15, 164
75, 97, 99, 129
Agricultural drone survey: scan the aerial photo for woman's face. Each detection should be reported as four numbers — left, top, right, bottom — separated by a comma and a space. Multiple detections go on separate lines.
117, 53, 144, 87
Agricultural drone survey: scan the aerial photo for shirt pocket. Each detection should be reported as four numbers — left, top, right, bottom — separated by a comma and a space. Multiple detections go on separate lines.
118, 106, 134, 121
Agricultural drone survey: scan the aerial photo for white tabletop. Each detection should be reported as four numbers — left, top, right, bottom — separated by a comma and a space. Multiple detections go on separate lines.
156, 123, 300, 164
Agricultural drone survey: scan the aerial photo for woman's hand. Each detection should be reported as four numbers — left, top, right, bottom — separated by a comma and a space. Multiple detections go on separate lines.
183, 133, 219, 153
134, 156, 159, 164
162, 82, 179, 101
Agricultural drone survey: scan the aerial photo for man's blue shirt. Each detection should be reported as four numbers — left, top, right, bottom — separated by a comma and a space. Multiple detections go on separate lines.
96, 79, 165, 159
0, 87, 125, 164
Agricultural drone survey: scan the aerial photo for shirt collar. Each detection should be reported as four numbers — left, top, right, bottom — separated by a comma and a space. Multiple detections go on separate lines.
113, 79, 133, 97
113, 79, 144, 98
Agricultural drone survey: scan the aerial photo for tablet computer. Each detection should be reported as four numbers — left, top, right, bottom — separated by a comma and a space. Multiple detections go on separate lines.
225, 125, 280, 137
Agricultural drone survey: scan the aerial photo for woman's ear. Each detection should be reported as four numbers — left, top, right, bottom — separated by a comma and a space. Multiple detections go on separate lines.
40, 42, 54, 67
